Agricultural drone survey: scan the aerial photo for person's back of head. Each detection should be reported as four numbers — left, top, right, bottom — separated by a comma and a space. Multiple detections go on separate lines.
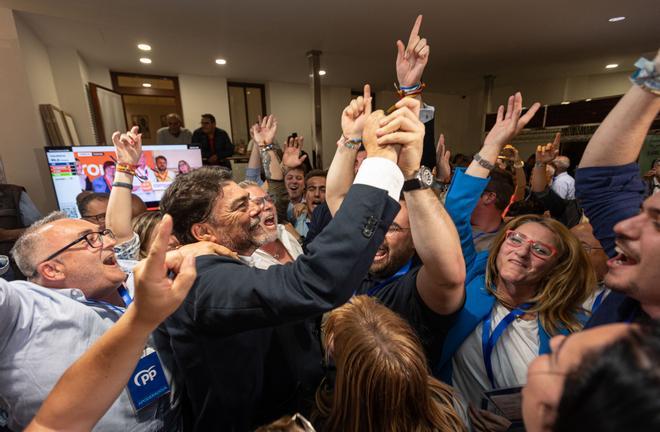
552, 156, 571, 174
485, 168, 515, 212
554, 320, 660, 432
316, 296, 465, 432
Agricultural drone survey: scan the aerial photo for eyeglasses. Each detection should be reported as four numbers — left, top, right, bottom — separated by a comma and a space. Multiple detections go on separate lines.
581, 242, 604, 254
387, 223, 411, 235
81, 212, 106, 224
505, 230, 557, 259
249, 194, 275, 208
40, 229, 116, 264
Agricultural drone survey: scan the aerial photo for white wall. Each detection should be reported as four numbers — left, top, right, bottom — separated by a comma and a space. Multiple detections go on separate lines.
266, 81, 313, 145
0, 8, 57, 212
179, 74, 232, 135
14, 14, 60, 152
47, 46, 96, 145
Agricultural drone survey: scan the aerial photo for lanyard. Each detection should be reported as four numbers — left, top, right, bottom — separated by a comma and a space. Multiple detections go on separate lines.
118, 285, 133, 306
592, 290, 606, 312
82, 285, 132, 315
365, 259, 413, 297
481, 303, 533, 388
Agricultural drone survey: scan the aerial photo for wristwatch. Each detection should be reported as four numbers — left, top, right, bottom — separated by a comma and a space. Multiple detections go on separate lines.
402, 166, 434, 192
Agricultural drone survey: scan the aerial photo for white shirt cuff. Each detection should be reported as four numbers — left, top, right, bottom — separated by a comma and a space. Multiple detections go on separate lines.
353, 157, 404, 201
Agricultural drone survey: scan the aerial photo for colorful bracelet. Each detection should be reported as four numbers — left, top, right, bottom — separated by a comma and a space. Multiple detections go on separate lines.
112, 181, 133, 190
340, 134, 362, 150
630, 57, 660, 96
395, 82, 426, 98
116, 163, 137, 176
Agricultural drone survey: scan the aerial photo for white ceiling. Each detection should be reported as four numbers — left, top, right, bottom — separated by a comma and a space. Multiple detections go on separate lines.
4, 0, 659, 93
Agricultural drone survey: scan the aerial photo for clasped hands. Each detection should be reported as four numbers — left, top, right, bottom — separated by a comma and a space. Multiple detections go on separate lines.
342, 84, 425, 179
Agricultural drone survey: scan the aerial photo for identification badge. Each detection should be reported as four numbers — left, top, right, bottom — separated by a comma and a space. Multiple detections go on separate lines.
126, 350, 170, 411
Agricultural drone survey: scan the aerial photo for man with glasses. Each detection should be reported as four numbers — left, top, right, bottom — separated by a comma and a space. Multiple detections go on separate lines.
0, 212, 179, 430
239, 181, 303, 269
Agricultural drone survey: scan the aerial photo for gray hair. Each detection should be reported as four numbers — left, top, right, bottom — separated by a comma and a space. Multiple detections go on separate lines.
238, 180, 261, 189
553, 156, 571, 172
11, 211, 67, 278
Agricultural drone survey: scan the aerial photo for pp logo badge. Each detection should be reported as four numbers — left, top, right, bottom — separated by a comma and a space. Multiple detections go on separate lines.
133, 365, 158, 387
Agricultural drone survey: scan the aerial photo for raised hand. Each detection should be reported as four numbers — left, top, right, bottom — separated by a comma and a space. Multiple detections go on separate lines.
375, 97, 425, 177
282, 136, 307, 169
484, 92, 541, 151
536, 132, 561, 164
111, 125, 141, 165
252, 115, 277, 147
341, 84, 372, 140
396, 15, 429, 88
435, 134, 452, 183
131, 214, 196, 329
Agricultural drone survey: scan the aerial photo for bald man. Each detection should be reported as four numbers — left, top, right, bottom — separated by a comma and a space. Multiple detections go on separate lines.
551, 155, 575, 199
157, 113, 192, 145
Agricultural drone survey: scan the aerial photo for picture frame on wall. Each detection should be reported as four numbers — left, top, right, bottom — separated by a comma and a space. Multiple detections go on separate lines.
39, 104, 80, 146
131, 114, 151, 139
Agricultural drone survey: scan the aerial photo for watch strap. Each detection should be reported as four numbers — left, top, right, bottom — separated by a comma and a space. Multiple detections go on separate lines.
474, 153, 495, 171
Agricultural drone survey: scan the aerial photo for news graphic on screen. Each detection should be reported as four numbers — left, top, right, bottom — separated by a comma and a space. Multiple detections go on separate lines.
45, 145, 202, 216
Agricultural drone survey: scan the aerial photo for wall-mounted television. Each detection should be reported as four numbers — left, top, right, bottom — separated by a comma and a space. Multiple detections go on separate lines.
44, 145, 203, 217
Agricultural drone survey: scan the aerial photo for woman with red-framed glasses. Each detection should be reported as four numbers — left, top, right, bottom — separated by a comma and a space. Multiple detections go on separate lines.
434, 92, 596, 429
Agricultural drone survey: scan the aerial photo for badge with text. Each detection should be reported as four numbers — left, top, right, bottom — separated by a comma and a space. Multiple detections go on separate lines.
126, 351, 170, 411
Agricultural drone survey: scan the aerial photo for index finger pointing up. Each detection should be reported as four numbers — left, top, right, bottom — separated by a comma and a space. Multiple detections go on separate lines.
407, 15, 423, 48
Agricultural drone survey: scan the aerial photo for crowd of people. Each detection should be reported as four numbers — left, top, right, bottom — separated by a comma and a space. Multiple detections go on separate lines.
1, 14, 660, 432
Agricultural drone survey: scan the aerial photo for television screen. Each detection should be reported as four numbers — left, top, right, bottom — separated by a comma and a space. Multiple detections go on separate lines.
44, 145, 203, 217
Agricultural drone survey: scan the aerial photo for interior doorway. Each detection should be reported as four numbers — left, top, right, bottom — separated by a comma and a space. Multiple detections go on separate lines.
110, 72, 183, 144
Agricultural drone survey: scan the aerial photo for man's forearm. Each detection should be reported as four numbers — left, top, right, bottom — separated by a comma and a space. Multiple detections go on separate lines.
106, 171, 135, 243
580, 85, 660, 168
405, 188, 465, 314
27, 306, 152, 432
326, 143, 358, 216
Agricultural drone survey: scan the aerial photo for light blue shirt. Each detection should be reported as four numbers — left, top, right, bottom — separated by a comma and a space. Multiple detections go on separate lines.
551, 172, 576, 200
0, 280, 173, 431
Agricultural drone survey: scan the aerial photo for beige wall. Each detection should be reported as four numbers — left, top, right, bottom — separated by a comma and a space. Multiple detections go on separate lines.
179, 74, 232, 136
0, 8, 57, 212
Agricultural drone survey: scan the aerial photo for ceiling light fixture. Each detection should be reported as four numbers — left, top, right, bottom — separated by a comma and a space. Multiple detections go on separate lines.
561, 101, 570, 105
318, 70, 327, 76
215, 58, 227, 65
139, 57, 152, 64
585, 98, 592, 102
142, 83, 152, 88
137, 43, 151, 51
608, 16, 626, 22
605, 63, 619, 69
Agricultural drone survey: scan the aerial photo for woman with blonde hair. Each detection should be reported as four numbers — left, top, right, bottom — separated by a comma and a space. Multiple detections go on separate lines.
315, 295, 466, 432
434, 93, 595, 424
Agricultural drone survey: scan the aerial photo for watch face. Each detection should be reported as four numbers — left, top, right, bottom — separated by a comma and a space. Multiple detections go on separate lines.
419, 166, 434, 187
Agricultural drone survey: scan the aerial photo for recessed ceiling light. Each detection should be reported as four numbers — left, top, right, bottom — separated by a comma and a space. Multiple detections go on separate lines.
585, 98, 592, 102
137, 43, 151, 51
608, 16, 626, 22
142, 83, 152, 88
561, 101, 570, 105
318, 70, 327, 76
605, 63, 619, 69
215, 58, 227, 65
139, 57, 152, 64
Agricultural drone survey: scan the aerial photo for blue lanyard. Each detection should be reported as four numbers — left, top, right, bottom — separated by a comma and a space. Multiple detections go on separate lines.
118, 285, 133, 306
81, 286, 132, 316
481, 303, 533, 388
364, 259, 413, 297
591, 290, 606, 312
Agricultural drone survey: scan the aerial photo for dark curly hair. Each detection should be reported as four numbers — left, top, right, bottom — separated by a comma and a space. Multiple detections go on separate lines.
554, 320, 660, 432
159, 166, 232, 244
